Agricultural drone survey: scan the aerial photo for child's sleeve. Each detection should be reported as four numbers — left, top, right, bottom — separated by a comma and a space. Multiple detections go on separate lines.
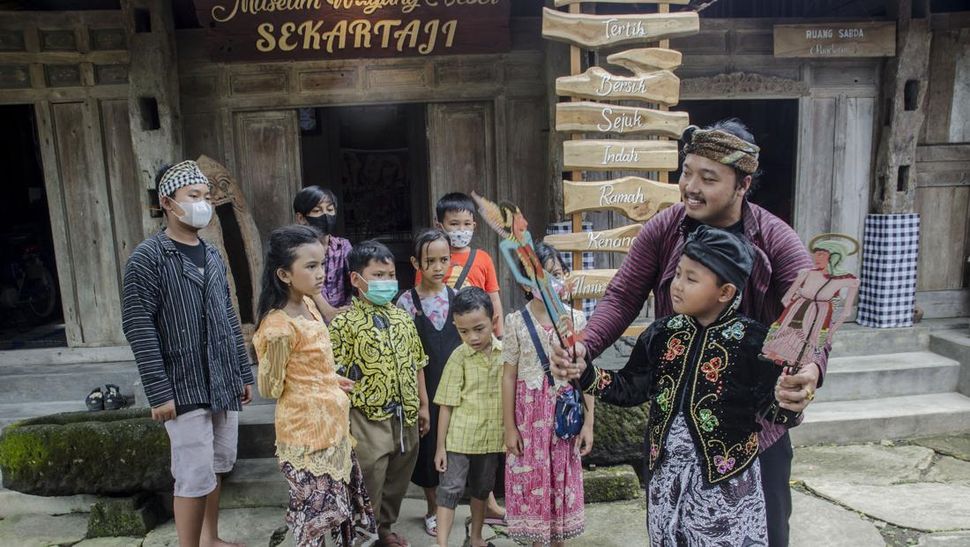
480, 251, 501, 293
329, 316, 350, 375
253, 315, 295, 400
749, 321, 802, 427
579, 320, 662, 407
434, 351, 464, 407
408, 321, 428, 370
501, 312, 520, 366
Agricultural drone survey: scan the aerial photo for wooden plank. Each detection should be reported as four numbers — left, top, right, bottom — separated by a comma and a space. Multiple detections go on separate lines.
773, 22, 896, 58
555, 0, 688, 5
542, 7, 699, 50
563, 177, 680, 221
567, 269, 617, 299
546, 223, 642, 254
563, 139, 678, 171
916, 144, 970, 163
556, 67, 680, 105
916, 185, 970, 291
606, 47, 682, 74
99, 99, 144, 268
556, 101, 687, 137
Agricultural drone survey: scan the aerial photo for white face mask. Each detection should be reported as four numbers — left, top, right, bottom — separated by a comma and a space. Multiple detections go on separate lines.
174, 200, 213, 229
446, 229, 473, 249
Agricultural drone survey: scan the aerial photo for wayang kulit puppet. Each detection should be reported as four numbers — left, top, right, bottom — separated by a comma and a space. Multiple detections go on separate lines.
761, 233, 861, 372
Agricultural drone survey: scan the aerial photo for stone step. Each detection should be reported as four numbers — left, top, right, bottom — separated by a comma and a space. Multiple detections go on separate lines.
819, 351, 961, 402
238, 403, 277, 459
0, 401, 87, 431
0, 361, 140, 404
829, 324, 929, 357
0, 345, 134, 367
791, 392, 970, 446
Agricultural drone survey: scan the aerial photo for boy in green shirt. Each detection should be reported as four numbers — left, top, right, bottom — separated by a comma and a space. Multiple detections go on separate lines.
433, 286, 505, 547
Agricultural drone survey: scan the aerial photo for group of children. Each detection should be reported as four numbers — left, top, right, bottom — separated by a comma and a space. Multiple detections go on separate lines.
249, 187, 799, 547
254, 192, 590, 547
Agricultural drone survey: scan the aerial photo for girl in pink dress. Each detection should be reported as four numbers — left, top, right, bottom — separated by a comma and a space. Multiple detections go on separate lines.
502, 243, 593, 546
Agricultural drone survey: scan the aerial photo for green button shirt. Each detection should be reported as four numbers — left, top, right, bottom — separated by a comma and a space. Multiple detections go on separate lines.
434, 338, 505, 454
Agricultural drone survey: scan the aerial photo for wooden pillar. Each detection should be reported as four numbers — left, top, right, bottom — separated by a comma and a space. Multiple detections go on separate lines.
122, 0, 183, 237
872, 0, 932, 213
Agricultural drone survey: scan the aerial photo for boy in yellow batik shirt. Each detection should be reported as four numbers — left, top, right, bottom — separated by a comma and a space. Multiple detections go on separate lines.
432, 287, 505, 547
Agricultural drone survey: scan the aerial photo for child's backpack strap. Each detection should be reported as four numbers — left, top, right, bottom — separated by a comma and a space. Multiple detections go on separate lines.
521, 308, 556, 387
454, 249, 477, 290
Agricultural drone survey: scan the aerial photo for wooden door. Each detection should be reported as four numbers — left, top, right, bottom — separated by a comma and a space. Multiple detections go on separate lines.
426, 102, 501, 281
35, 100, 137, 346
233, 110, 303, 241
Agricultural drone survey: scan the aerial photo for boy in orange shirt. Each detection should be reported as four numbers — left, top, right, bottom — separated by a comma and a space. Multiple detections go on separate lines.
419, 192, 505, 338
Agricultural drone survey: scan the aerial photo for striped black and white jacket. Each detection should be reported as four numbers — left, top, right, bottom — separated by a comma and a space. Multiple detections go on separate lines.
121, 231, 254, 411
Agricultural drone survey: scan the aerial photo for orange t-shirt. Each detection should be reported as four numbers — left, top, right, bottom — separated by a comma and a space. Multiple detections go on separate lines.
416, 249, 500, 293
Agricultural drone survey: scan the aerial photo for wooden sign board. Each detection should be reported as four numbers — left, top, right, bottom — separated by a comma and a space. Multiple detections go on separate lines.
547, 223, 642, 254
774, 22, 896, 58
542, 7, 699, 49
557, 67, 680, 105
607, 47, 682, 74
564, 140, 678, 171
567, 269, 617, 299
555, 0, 688, 5
556, 102, 689, 137
195, 0, 511, 62
564, 177, 681, 221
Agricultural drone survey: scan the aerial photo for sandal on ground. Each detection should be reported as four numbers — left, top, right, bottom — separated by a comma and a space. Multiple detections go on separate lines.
423, 514, 437, 537
103, 384, 128, 410
379, 532, 410, 547
85, 388, 104, 411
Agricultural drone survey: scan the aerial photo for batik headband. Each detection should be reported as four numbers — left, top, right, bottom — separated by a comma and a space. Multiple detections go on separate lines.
157, 160, 210, 197
682, 125, 761, 175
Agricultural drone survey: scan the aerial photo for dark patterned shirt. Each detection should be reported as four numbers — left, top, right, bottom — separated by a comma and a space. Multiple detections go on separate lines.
121, 231, 254, 410
323, 236, 353, 308
583, 200, 824, 450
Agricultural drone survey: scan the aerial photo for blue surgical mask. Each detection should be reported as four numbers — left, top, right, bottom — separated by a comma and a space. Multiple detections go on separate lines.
361, 278, 398, 306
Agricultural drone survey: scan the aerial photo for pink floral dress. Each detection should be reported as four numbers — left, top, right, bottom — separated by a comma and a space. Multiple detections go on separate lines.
502, 308, 586, 544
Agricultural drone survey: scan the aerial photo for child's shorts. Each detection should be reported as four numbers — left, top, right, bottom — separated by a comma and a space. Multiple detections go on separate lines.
436, 452, 501, 509
163, 409, 239, 498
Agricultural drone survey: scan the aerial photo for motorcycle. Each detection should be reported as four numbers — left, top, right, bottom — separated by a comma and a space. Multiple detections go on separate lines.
0, 230, 59, 325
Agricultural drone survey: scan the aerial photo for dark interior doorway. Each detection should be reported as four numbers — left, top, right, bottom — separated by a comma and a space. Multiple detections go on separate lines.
673, 99, 798, 226
0, 105, 64, 349
300, 104, 429, 289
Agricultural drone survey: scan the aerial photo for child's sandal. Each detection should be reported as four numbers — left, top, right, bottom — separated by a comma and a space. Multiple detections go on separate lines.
85, 388, 104, 411
104, 384, 128, 410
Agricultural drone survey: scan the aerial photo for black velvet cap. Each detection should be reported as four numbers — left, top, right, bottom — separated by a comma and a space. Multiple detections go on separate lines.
683, 225, 754, 290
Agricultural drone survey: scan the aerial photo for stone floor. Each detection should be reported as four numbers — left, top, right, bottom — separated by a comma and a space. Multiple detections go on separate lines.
2, 435, 970, 547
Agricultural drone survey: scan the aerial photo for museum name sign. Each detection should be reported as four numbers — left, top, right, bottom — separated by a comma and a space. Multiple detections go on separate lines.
196, 0, 511, 62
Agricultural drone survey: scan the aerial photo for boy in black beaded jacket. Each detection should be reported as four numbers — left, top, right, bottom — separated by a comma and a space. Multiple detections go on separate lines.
579, 225, 796, 546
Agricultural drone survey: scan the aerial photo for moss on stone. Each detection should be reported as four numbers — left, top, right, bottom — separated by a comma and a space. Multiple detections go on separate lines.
0, 410, 172, 496
86, 493, 165, 538
582, 465, 642, 503
587, 402, 649, 467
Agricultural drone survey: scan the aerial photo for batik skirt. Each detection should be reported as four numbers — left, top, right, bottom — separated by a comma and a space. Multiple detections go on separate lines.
281, 451, 377, 547
648, 414, 768, 546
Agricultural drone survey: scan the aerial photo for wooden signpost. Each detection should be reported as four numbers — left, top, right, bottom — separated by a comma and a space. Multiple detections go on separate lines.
556, 67, 681, 105
774, 22, 896, 58
545, 223, 642, 254
542, 7, 698, 49
563, 177, 681, 221
556, 102, 689, 136
563, 139, 679, 171
544, 1, 697, 335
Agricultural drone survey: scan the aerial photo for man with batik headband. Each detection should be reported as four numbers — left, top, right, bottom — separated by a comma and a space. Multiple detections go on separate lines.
122, 160, 253, 547
552, 119, 823, 546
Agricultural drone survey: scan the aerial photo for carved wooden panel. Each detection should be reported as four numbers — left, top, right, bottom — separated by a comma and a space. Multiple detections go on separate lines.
563, 139, 678, 171
0, 64, 30, 88
556, 101, 688, 137
542, 8, 698, 49
567, 269, 617, 299
563, 177, 680, 221
45, 64, 82, 87
546, 223, 642, 254
606, 47, 682, 73
557, 67, 679, 105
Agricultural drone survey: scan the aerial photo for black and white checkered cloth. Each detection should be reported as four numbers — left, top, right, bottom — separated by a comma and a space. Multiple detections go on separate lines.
157, 160, 210, 197
856, 213, 920, 328
547, 221, 597, 318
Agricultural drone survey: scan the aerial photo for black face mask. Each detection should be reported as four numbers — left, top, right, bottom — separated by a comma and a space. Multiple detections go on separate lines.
306, 214, 337, 236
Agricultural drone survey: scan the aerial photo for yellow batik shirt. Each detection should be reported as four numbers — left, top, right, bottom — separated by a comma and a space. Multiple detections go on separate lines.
433, 338, 505, 454
330, 297, 428, 426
